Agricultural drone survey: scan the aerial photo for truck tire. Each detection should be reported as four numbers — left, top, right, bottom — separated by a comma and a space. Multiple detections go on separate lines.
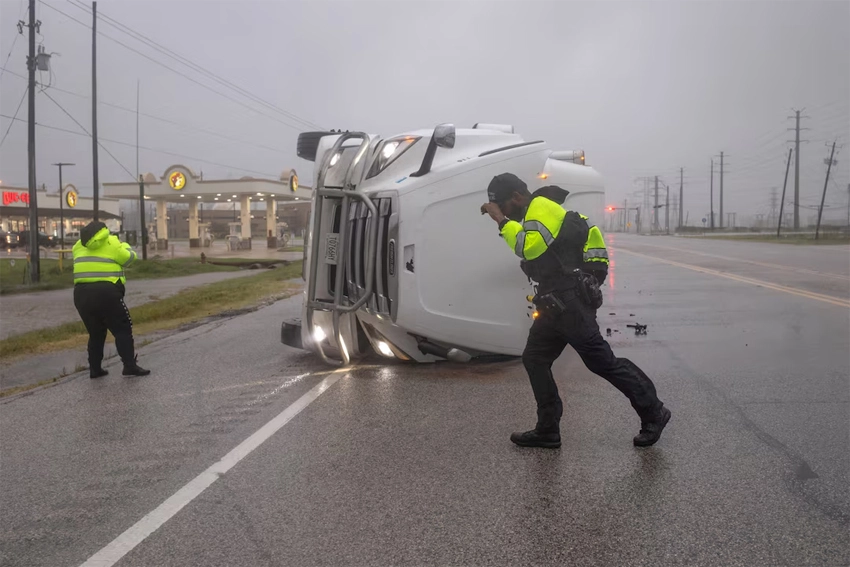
297, 131, 336, 162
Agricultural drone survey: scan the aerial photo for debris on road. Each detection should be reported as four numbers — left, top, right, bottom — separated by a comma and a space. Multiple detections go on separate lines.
626, 323, 648, 335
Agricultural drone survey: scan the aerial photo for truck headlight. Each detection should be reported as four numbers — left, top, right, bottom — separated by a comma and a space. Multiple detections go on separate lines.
376, 341, 394, 357
366, 136, 420, 179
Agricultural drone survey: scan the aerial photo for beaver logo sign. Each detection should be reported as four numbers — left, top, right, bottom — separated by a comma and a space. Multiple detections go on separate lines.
169, 171, 186, 190
65, 188, 78, 208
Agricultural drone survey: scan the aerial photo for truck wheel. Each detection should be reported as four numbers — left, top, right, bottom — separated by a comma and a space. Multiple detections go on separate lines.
297, 131, 335, 162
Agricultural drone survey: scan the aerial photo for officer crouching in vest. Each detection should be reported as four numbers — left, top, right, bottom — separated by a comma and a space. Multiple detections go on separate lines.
72, 221, 150, 378
480, 173, 670, 449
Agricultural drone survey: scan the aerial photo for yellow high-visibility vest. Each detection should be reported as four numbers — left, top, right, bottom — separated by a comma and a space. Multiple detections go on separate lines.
72, 227, 137, 285
499, 196, 610, 268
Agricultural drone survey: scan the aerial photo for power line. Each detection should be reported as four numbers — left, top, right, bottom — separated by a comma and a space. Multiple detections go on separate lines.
1, 65, 285, 155
0, 0, 26, 81
40, 89, 136, 180
1, 112, 280, 179
0, 86, 28, 148
65, 0, 322, 131
38, 0, 319, 134
0, 32, 21, 83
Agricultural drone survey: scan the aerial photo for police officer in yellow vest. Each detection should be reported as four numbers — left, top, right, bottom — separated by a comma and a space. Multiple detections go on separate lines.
481, 173, 670, 449
73, 220, 150, 378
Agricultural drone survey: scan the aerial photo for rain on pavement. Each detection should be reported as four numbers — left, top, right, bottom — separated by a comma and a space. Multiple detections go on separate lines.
1, 235, 848, 567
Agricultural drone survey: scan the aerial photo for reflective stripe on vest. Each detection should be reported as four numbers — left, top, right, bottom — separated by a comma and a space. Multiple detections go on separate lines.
514, 231, 527, 258
523, 220, 555, 246
74, 256, 120, 265
74, 271, 126, 280
584, 248, 609, 260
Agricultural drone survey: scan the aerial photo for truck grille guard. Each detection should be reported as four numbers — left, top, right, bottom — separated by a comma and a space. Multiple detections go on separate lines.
305, 132, 380, 367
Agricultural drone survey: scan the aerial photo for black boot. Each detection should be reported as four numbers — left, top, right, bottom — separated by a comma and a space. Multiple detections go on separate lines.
633, 406, 671, 447
90, 368, 108, 379
122, 355, 150, 377
510, 429, 561, 449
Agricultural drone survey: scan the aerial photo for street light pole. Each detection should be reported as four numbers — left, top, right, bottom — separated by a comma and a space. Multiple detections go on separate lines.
91, 1, 100, 222
53, 162, 74, 246
139, 174, 148, 260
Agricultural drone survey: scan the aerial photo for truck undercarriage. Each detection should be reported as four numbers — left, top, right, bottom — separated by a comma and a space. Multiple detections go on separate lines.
281, 123, 605, 366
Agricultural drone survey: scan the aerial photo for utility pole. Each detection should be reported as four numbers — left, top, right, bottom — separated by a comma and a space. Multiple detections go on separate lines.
623, 199, 628, 232
136, 79, 140, 179
91, 1, 100, 222
678, 167, 683, 230
139, 175, 148, 260
665, 184, 670, 234
788, 109, 809, 230
710, 159, 715, 230
793, 110, 800, 229
777, 148, 793, 238
769, 187, 778, 228
816, 141, 838, 240
654, 176, 659, 234
24, 0, 40, 283
53, 163, 74, 247
719, 151, 724, 229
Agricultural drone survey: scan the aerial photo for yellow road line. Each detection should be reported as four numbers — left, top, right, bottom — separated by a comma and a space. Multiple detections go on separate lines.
619, 240, 850, 281
616, 247, 850, 309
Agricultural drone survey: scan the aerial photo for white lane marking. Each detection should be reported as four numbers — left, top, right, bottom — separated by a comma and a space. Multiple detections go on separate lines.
79, 367, 349, 567
618, 240, 850, 281
617, 248, 850, 308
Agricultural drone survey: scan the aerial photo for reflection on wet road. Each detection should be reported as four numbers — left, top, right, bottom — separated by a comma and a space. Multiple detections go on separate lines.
1, 235, 847, 567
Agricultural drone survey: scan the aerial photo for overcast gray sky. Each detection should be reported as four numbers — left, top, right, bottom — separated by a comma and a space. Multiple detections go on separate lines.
1, 0, 848, 224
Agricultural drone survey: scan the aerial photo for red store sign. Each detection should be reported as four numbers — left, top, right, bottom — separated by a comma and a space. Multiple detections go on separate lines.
3, 191, 30, 206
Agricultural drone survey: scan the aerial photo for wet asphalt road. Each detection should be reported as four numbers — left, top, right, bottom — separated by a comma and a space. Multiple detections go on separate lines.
1, 235, 848, 567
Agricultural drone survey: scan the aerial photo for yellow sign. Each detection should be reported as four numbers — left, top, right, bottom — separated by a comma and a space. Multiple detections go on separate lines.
289, 171, 298, 193
65, 189, 78, 208
169, 171, 186, 190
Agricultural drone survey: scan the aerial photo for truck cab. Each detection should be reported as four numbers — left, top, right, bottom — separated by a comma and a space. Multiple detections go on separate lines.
281, 123, 605, 366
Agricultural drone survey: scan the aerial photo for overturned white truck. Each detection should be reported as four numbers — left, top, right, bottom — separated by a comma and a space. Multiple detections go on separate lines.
281, 123, 606, 365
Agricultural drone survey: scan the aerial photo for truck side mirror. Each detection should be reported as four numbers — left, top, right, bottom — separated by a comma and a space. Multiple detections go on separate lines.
434, 123, 456, 149
410, 123, 456, 177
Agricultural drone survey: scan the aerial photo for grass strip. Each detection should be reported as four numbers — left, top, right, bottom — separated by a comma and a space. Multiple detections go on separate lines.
0, 261, 302, 362
0, 256, 287, 295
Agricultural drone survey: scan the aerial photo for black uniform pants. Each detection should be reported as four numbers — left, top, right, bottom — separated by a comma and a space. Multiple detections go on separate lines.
73, 281, 135, 369
522, 292, 663, 433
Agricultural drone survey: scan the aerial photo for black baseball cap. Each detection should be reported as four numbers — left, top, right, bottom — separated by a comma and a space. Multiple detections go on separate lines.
487, 172, 527, 203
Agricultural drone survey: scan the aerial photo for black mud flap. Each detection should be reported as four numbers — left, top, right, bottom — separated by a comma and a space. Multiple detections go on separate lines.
281, 318, 303, 350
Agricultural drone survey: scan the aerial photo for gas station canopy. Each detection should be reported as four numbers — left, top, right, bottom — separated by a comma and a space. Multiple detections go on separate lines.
103, 164, 310, 203
103, 165, 311, 249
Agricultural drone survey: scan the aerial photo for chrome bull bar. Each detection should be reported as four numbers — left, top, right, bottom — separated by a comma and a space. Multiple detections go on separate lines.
305, 132, 379, 367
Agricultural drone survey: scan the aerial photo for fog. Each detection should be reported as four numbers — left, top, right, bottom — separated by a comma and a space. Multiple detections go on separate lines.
1, 0, 848, 225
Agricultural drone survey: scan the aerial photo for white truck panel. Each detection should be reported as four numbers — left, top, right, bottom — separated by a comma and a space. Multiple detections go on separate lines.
287, 125, 608, 364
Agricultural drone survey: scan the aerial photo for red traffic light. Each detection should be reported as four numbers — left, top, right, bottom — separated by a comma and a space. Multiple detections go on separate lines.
605, 206, 616, 212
